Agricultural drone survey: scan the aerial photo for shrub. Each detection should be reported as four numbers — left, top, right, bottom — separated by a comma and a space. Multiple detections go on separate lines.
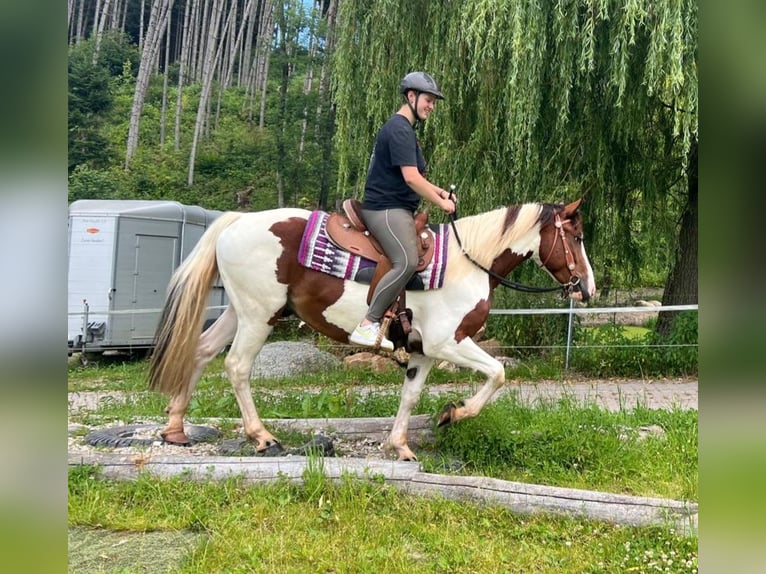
485, 291, 570, 359
569, 312, 697, 377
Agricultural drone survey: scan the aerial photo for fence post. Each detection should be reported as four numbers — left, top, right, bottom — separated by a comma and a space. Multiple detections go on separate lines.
565, 298, 575, 371
80, 300, 89, 362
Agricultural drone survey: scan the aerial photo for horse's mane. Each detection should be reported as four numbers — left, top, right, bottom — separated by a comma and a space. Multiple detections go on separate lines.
447, 202, 555, 279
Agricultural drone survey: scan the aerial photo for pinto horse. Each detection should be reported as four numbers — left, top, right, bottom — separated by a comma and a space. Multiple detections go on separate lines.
148, 199, 595, 460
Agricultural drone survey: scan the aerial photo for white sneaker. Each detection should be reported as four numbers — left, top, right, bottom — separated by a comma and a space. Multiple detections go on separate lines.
349, 322, 394, 351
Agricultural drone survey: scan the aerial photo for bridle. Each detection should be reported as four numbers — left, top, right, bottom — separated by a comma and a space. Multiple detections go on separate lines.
538, 213, 582, 296
447, 203, 581, 297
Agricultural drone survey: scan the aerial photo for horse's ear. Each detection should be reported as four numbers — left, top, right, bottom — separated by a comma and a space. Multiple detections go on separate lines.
562, 198, 583, 217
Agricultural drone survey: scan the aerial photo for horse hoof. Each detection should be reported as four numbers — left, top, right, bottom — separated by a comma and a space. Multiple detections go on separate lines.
257, 440, 284, 456
437, 402, 456, 427
436, 400, 465, 427
161, 430, 191, 445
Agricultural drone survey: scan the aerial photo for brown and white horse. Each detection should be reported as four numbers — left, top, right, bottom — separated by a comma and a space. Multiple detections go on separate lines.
148, 199, 595, 460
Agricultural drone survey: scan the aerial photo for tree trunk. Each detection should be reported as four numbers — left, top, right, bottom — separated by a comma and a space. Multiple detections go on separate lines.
75, 0, 86, 44
160, 12, 171, 144
187, 0, 227, 186
274, 1, 292, 207
656, 138, 698, 337
316, 0, 337, 209
193, 0, 211, 81
110, 0, 122, 30
297, 2, 319, 162
68, 0, 76, 44
256, 2, 274, 127
120, 0, 130, 30
126, 0, 175, 169
92, 0, 102, 40
186, 0, 200, 80
174, 0, 194, 150
92, 0, 113, 63
139, 0, 146, 50
216, 0, 253, 129
240, 0, 258, 87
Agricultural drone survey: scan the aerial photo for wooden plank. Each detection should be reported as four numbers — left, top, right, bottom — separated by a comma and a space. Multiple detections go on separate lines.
69, 417, 698, 534
68, 453, 421, 485
69, 452, 697, 533
401, 472, 698, 534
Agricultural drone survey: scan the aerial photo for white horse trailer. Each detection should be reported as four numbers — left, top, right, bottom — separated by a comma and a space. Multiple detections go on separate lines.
67, 200, 226, 356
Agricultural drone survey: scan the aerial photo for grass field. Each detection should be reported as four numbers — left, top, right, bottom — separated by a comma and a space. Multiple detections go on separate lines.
69, 467, 697, 574
68, 355, 697, 573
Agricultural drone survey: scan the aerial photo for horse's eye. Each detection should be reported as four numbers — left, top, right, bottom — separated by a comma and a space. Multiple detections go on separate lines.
574, 235, 583, 244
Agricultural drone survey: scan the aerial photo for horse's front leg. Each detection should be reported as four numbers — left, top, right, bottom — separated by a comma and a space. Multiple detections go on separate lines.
162, 308, 237, 444
432, 339, 506, 427
387, 352, 435, 461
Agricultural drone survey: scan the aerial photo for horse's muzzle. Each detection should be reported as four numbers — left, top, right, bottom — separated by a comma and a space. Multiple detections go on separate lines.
567, 278, 591, 302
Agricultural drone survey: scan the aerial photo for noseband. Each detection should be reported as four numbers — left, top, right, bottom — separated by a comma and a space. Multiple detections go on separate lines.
539, 213, 581, 296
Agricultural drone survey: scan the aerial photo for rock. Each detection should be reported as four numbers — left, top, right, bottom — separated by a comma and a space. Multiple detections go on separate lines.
477, 337, 503, 357
436, 360, 461, 372
250, 341, 341, 379
344, 352, 399, 372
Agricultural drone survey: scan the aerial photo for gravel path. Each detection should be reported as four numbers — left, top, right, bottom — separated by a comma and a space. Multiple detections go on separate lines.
68, 378, 697, 464
436, 378, 698, 411
69, 378, 697, 413
68, 342, 697, 459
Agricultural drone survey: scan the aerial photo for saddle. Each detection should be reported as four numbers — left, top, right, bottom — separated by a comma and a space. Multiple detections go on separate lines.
325, 199, 436, 338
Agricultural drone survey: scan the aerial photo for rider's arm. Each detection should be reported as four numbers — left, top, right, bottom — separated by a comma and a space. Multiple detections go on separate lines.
400, 165, 455, 213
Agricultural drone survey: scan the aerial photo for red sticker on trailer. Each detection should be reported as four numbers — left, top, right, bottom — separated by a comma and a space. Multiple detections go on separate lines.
85, 228, 100, 234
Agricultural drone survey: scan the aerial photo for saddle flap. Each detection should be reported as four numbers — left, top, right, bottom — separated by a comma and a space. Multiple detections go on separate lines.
326, 206, 436, 272
326, 212, 385, 262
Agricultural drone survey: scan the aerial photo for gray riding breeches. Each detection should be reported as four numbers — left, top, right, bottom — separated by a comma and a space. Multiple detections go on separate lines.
360, 208, 419, 323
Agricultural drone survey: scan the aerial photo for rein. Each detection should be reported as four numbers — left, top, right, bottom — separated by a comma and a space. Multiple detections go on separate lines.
447, 207, 578, 296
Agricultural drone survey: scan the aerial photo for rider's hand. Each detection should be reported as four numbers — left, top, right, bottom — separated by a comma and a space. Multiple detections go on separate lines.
440, 192, 456, 214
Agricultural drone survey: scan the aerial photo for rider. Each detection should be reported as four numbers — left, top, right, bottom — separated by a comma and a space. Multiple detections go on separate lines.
349, 71, 457, 351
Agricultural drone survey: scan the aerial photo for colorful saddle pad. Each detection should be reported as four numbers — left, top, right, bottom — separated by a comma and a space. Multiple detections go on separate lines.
298, 210, 449, 290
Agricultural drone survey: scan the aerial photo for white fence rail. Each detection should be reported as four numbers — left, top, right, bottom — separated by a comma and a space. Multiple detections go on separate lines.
488, 304, 698, 316
69, 302, 698, 370
67, 303, 699, 318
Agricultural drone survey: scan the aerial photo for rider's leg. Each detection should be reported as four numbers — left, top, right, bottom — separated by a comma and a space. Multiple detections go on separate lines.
361, 208, 418, 323
349, 208, 418, 350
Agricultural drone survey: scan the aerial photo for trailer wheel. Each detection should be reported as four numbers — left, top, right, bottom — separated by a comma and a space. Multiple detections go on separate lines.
85, 424, 220, 448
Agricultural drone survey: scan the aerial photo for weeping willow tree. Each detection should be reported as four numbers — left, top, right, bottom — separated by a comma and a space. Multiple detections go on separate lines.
332, 0, 698, 315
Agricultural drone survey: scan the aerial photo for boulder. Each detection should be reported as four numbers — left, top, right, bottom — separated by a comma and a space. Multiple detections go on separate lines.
250, 341, 341, 379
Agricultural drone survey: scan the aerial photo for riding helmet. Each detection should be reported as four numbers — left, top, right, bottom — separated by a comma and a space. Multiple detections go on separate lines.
399, 72, 444, 100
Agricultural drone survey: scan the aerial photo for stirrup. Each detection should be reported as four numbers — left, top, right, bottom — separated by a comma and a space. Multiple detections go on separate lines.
379, 314, 393, 348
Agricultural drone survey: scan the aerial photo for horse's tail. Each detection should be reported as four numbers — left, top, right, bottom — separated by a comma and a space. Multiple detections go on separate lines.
148, 211, 243, 397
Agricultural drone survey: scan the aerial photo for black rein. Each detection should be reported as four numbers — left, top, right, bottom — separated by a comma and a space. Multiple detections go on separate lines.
447, 210, 568, 295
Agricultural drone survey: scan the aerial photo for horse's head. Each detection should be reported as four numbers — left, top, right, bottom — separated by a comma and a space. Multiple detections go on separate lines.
537, 199, 597, 302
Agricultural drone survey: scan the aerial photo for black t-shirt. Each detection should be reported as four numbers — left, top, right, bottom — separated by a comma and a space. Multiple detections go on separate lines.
362, 114, 426, 212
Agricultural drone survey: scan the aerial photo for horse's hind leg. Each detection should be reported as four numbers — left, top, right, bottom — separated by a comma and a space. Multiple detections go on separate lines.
387, 352, 435, 460
162, 307, 238, 445
225, 321, 281, 453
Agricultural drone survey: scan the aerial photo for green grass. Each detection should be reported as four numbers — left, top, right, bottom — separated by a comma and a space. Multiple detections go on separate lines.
68, 351, 697, 572
67, 352, 571, 394
427, 395, 697, 501
68, 355, 697, 501
583, 324, 651, 340
68, 467, 697, 574
69, 391, 696, 501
